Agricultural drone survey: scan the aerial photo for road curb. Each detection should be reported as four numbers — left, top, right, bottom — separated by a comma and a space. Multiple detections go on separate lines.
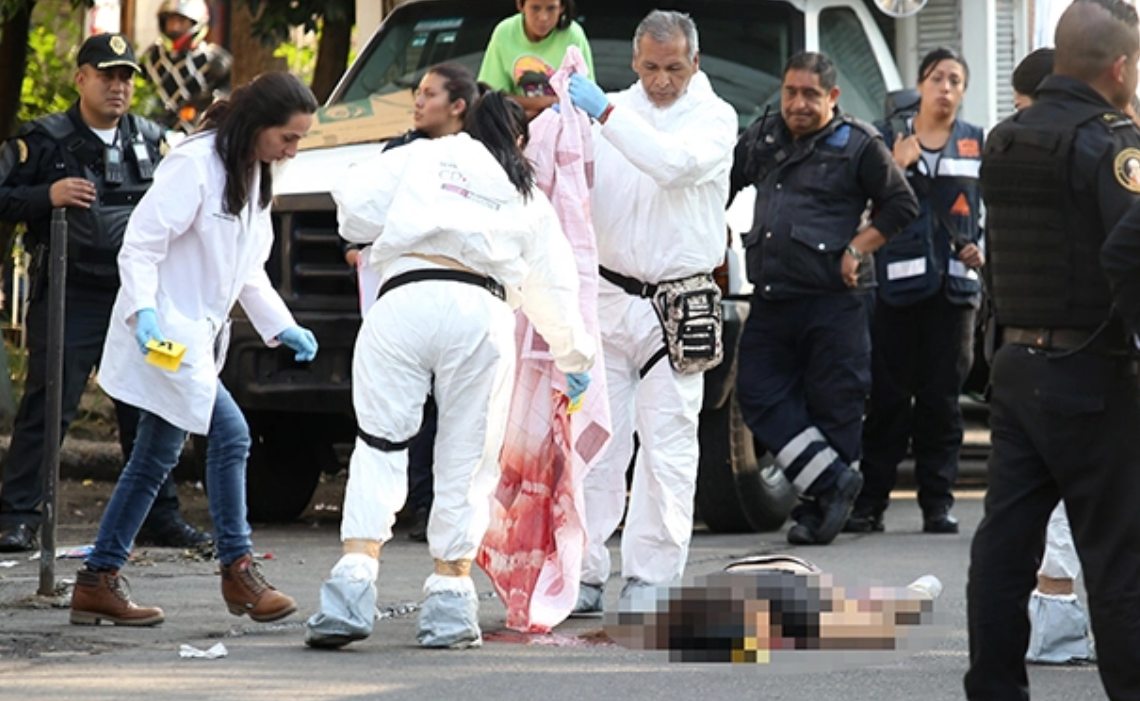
0, 435, 198, 484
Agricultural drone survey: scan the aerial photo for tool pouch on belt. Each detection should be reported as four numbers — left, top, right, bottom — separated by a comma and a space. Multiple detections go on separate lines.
650, 274, 723, 374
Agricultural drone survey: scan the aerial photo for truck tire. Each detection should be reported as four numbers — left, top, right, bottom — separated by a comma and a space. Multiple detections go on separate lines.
697, 387, 796, 533
188, 415, 332, 523
244, 415, 333, 523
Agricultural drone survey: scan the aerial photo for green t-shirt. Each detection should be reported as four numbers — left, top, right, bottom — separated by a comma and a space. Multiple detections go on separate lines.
477, 14, 594, 97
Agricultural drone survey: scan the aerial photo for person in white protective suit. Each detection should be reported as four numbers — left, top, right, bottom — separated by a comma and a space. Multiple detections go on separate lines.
304, 91, 595, 650
565, 10, 737, 614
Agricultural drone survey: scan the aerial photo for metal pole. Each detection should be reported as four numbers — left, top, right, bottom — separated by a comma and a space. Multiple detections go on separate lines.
38, 208, 66, 596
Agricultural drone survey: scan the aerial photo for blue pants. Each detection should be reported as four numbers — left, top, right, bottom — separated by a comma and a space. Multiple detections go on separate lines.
0, 285, 181, 532
86, 382, 253, 570
736, 293, 871, 498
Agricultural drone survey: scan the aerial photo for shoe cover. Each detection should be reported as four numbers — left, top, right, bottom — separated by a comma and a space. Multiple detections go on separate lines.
417, 574, 482, 648
907, 575, 943, 599
1025, 590, 1091, 664
571, 582, 604, 616
304, 554, 379, 648
617, 577, 662, 613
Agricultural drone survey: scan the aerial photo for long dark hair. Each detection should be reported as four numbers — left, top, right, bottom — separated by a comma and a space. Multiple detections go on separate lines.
200, 72, 318, 215
464, 89, 534, 200
557, 0, 577, 30
429, 62, 479, 117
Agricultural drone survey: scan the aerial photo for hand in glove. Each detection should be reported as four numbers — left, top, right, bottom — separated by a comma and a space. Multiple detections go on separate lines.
566, 372, 591, 402
568, 74, 610, 120
278, 326, 319, 362
134, 308, 164, 355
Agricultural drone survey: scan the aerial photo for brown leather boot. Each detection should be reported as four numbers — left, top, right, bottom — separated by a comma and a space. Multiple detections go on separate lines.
70, 568, 164, 626
220, 554, 297, 622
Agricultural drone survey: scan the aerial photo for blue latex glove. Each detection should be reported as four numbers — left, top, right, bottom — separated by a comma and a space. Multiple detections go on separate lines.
566, 372, 591, 402
568, 74, 609, 120
134, 308, 164, 355
278, 326, 319, 362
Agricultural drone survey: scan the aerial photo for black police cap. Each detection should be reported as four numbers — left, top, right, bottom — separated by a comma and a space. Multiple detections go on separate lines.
77, 33, 141, 73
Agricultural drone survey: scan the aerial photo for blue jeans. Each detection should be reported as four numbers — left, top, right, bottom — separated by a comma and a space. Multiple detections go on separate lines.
86, 382, 253, 570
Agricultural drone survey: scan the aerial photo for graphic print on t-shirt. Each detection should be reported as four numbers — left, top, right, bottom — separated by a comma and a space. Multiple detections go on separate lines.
513, 55, 555, 97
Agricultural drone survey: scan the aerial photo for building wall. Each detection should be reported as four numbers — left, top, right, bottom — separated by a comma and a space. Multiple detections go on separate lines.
892, 0, 1029, 129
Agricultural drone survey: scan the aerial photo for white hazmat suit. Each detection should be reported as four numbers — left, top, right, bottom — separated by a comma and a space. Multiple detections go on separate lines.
580, 71, 736, 598
306, 133, 594, 648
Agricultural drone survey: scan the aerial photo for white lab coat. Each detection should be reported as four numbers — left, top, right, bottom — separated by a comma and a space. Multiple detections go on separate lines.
581, 72, 737, 587
99, 132, 297, 435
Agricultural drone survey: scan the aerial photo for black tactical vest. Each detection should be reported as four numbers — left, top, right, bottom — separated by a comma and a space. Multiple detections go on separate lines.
982, 105, 1119, 328
29, 112, 160, 285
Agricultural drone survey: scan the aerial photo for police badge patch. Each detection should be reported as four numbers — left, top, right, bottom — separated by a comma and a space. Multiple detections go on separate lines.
1114, 148, 1140, 193
110, 35, 127, 55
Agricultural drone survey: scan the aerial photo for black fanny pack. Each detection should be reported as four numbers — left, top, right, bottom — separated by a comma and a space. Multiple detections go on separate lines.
601, 266, 723, 375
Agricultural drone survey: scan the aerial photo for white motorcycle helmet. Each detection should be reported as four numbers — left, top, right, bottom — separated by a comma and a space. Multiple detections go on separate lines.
158, 0, 210, 50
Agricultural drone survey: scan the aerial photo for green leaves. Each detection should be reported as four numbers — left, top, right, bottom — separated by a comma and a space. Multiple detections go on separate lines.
239, 0, 355, 46
18, 18, 80, 124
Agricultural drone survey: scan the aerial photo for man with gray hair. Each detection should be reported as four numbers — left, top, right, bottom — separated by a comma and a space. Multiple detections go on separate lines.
968, 0, 1140, 697
565, 9, 737, 613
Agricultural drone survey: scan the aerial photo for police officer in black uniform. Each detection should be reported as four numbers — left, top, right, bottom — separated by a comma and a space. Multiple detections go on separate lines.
966, 1, 1140, 698
730, 51, 917, 546
0, 34, 210, 553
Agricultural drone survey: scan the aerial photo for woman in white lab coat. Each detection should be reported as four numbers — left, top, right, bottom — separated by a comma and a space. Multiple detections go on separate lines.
305, 92, 594, 650
70, 72, 319, 628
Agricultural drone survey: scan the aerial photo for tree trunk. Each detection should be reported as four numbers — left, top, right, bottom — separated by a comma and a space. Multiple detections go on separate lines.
310, 15, 351, 103
0, 2, 34, 140
228, 0, 285, 88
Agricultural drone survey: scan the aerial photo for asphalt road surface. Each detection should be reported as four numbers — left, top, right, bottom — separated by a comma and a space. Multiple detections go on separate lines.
0, 461, 1106, 701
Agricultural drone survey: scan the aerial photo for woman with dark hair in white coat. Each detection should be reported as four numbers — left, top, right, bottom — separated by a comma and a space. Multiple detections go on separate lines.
70, 72, 319, 627
305, 91, 595, 650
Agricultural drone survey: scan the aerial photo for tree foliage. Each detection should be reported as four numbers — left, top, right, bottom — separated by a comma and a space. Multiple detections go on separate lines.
238, 0, 354, 46
1, 0, 93, 139
237, 0, 356, 103
18, 17, 81, 123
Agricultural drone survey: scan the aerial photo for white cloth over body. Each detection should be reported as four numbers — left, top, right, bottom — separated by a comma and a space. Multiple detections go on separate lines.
580, 71, 737, 587
331, 134, 595, 566
476, 47, 613, 633
100, 132, 296, 434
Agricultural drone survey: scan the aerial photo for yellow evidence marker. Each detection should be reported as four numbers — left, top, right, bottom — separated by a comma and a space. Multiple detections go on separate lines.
145, 339, 187, 372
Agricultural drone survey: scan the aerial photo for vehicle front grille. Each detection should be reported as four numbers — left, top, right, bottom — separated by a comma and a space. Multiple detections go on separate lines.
272, 193, 358, 311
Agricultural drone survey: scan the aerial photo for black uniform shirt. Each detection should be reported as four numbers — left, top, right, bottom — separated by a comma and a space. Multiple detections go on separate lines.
729, 110, 917, 299
986, 75, 1140, 331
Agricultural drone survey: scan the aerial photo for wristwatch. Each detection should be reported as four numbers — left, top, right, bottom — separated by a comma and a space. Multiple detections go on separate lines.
845, 244, 866, 262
